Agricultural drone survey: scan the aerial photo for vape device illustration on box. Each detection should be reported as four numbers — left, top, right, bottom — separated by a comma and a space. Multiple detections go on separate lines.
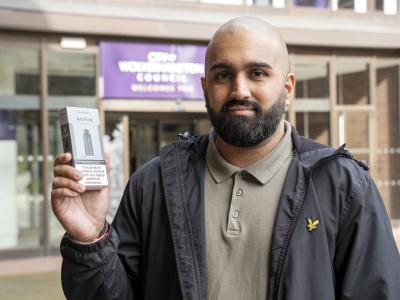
83, 129, 94, 156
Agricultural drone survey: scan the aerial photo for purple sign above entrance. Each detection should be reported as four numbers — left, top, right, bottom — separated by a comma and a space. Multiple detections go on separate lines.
100, 42, 207, 100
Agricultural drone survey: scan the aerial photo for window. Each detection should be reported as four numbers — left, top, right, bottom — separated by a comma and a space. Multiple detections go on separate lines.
294, 58, 330, 145
249, 0, 285, 7
336, 59, 370, 105
0, 47, 42, 249
47, 51, 96, 97
332, 0, 368, 13
294, 60, 329, 99
296, 112, 330, 145
338, 0, 355, 9
376, 0, 398, 15
293, 0, 329, 8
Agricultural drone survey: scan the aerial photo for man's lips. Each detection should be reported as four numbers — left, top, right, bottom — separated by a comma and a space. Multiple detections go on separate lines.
227, 105, 255, 111
224, 105, 256, 117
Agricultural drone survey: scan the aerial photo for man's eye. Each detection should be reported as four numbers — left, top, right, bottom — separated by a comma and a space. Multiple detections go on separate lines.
251, 70, 267, 78
215, 72, 231, 81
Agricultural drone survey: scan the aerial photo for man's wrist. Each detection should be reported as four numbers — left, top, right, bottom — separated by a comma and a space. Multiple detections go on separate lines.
68, 222, 110, 245
61, 224, 114, 254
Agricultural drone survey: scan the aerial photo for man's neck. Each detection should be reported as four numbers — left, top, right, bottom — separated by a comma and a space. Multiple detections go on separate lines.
215, 121, 286, 168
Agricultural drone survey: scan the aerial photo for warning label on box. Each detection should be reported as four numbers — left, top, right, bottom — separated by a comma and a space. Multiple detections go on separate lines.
75, 163, 108, 188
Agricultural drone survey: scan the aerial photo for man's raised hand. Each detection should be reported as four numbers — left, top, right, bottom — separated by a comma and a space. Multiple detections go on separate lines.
51, 152, 109, 243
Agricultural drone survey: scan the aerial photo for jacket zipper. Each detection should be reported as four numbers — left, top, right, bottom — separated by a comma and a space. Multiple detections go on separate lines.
273, 145, 357, 300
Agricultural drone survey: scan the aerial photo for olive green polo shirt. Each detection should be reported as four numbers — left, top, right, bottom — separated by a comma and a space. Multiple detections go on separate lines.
205, 121, 293, 300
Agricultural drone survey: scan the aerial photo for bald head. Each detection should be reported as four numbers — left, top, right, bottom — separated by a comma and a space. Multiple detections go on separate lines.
201, 17, 296, 148
205, 17, 289, 76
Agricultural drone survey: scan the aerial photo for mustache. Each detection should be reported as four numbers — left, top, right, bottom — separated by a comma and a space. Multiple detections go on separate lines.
220, 99, 263, 114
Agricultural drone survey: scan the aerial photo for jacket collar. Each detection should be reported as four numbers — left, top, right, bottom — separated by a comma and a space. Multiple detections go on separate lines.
160, 134, 208, 300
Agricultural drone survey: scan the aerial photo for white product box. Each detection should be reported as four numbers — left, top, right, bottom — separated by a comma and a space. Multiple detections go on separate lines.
59, 107, 108, 190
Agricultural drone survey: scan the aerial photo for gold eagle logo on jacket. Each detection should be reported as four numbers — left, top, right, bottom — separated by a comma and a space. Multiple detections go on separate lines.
306, 218, 320, 232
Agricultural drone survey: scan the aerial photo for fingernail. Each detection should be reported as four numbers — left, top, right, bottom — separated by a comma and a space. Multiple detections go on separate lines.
77, 184, 85, 192
75, 171, 82, 179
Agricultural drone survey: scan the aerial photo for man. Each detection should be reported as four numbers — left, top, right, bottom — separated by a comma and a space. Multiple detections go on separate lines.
52, 17, 400, 300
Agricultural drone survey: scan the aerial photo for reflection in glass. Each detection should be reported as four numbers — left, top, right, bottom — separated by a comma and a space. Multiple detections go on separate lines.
294, 60, 329, 99
337, 59, 369, 105
294, 0, 328, 8
0, 48, 40, 96
47, 51, 96, 96
0, 47, 42, 250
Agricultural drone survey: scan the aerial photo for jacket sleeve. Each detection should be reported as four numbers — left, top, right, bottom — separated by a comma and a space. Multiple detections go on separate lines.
333, 171, 400, 299
60, 178, 141, 300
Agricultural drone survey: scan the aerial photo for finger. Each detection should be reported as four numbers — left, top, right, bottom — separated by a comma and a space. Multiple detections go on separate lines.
51, 187, 79, 199
54, 153, 72, 167
52, 176, 86, 193
54, 164, 82, 180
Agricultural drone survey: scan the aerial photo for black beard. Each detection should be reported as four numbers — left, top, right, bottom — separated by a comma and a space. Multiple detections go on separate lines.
205, 92, 286, 147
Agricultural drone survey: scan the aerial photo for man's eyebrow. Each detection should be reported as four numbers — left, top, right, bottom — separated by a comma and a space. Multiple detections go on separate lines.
245, 62, 273, 69
209, 62, 273, 71
209, 62, 232, 71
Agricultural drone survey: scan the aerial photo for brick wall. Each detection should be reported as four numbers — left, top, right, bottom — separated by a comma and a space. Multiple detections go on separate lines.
376, 65, 400, 219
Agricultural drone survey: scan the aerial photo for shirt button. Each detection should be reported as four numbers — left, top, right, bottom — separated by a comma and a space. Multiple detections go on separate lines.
236, 188, 243, 196
232, 210, 239, 218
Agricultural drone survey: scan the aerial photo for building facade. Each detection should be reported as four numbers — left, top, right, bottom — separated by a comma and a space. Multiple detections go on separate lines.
0, 0, 399, 258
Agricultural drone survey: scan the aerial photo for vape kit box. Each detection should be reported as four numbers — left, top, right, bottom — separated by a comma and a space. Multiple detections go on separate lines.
59, 107, 108, 190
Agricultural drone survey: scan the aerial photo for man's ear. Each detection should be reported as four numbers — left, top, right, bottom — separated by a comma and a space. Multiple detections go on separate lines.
201, 77, 206, 93
284, 73, 296, 107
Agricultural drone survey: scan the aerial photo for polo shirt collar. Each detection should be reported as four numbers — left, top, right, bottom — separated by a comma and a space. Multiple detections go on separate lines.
206, 121, 293, 185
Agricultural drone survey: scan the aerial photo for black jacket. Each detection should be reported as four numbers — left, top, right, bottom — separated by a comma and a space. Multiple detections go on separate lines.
60, 129, 400, 300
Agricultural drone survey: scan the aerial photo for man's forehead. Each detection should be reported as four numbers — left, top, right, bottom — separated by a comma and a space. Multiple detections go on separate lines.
205, 28, 280, 69
205, 17, 289, 74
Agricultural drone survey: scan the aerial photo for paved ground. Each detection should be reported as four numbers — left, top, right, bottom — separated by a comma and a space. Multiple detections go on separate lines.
0, 271, 64, 300
0, 256, 64, 300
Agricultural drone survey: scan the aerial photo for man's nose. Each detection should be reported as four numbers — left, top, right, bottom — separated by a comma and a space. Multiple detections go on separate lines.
230, 75, 251, 100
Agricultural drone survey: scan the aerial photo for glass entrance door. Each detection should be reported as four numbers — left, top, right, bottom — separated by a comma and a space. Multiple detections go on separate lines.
104, 111, 210, 220
129, 113, 210, 173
